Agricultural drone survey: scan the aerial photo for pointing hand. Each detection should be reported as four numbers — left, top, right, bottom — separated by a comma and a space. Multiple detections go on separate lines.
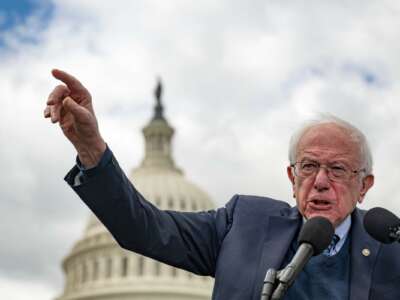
44, 69, 106, 168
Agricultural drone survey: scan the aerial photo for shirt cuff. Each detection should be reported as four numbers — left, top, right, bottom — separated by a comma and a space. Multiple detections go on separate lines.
75, 145, 112, 183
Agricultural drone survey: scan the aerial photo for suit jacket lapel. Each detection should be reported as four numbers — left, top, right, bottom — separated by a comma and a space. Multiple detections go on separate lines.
349, 208, 380, 300
264, 207, 302, 269
253, 206, 301, 299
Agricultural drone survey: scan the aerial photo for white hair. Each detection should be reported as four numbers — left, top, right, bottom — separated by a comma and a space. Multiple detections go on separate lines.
288, 114, 373, 175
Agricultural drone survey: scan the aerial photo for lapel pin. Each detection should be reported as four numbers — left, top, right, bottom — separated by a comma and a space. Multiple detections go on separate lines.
362, 248, 370, 257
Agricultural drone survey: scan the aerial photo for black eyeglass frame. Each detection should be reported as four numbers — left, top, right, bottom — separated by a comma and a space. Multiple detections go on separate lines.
290, 160, 366, 182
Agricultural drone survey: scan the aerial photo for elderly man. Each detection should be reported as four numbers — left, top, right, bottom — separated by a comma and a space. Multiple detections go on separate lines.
45, 69, 400, 299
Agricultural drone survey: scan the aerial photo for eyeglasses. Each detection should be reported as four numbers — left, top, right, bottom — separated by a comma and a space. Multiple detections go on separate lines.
291, 160, 366, 182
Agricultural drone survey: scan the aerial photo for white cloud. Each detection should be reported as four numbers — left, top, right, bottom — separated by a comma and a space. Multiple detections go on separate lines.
0, 276, 57, 300
1, 1, 400, 299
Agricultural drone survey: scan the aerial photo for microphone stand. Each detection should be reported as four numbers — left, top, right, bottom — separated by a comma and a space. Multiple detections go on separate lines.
260, 269, 277, 300
260, 267, 288, 300
261, 267, 295, 300
261, 267, 293, 300
261, 243, 315, 299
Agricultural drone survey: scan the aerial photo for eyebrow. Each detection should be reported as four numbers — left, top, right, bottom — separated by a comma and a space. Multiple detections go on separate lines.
299, 157, 350, 166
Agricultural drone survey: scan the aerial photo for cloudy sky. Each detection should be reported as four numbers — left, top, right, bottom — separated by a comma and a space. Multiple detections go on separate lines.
1, 0, 400, 299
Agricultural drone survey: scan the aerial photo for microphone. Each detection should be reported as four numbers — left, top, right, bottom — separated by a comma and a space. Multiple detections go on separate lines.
268, 216, 334, 300
364, 207, 400, 244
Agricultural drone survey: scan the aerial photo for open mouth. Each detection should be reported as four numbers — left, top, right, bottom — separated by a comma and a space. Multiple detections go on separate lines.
311, 199, 330, 205
308, 199, 333, 211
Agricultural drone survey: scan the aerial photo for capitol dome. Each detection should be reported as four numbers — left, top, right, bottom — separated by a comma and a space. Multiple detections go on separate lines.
56, 80, 215, 300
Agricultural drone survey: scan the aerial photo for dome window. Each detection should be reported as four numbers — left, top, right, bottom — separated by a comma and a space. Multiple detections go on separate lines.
180, 198, 186, 211
105, 257, 112, 278
93, 260, 99, 281
167, 197, 174, 209
121, 257, 128, 277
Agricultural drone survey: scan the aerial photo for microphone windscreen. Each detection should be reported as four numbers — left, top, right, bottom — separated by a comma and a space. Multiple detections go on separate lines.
364, 207, 400, 244
298, 216, 334, 255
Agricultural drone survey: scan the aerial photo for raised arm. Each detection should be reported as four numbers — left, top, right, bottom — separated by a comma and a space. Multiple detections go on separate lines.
45, 69, 233, 276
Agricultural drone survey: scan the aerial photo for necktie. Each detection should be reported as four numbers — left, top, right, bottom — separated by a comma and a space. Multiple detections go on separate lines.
323, 234, 340, 256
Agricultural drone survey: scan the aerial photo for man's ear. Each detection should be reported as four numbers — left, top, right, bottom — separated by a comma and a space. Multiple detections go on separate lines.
287, 166, 296, 197
287, 166, 295, 183
358, 174, 374, 204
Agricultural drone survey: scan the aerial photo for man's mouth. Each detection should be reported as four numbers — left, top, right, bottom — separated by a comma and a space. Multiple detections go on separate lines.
311, 199, 330, 205
308, 199, 333, 210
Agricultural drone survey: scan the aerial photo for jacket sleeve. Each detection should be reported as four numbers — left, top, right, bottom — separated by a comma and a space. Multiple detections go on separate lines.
65, 147, 238, 277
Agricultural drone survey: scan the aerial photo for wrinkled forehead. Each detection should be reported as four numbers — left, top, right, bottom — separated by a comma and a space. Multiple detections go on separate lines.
296, 123, 362, 162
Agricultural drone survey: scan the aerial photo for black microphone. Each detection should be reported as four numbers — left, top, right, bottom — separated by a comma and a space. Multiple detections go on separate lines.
364, 207, 400, 244
269, 216, 334, 300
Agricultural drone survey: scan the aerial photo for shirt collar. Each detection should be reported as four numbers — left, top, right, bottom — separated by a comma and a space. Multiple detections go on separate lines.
302, 214, 352, 255
333, 214, 351, 253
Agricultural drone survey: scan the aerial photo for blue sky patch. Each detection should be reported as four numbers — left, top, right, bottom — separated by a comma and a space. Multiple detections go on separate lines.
342, 62, 380, 87
0, 0, 54, 49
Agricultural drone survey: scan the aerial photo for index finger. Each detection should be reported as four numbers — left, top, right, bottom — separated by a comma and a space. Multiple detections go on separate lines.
51, 69, 87, 93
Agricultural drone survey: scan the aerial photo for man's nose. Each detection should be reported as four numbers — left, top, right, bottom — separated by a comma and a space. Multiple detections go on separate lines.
313, 167, 331, 191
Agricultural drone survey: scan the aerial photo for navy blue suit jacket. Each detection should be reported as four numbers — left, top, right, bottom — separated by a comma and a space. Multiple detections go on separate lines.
65, 149, 400, 299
